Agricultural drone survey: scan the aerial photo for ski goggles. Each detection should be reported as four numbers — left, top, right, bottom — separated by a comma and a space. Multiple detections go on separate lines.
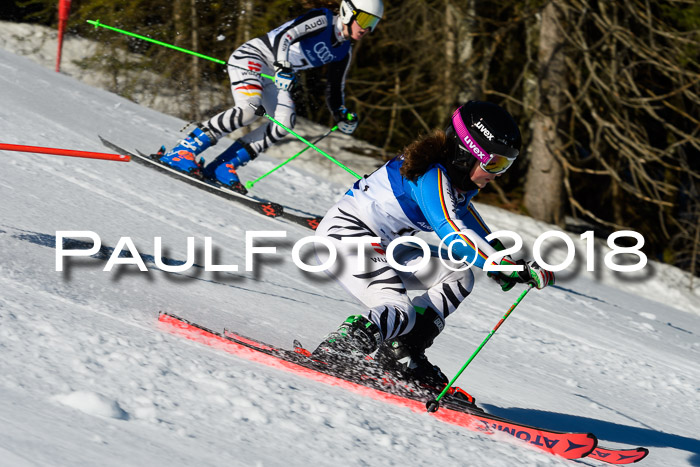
451, 108, 518, 174
354, 11, 381, 31
456, 146, 516, 174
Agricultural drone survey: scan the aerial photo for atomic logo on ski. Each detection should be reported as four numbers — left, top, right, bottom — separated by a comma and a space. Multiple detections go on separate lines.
566, 439, 593, 452
258, 203, 283, 218
588, 447, 649, 464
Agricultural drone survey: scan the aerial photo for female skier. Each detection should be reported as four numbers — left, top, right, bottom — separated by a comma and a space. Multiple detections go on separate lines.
312, 101, 555, 387
157, 0, 384, 194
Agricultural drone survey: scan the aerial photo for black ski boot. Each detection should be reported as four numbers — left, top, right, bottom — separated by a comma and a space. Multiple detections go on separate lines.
312, 314, 382, 364
374, 307, 448, 388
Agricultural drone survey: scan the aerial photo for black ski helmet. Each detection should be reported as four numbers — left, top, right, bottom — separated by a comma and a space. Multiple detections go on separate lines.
443, 101, 521, 190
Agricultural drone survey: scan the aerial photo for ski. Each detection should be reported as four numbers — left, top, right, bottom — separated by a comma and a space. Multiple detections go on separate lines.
157, 312, 612, 461
99, 136, 323, 231
588, 446, 649, 464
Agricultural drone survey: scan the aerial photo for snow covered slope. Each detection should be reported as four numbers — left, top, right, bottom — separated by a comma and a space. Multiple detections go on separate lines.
1, 47, 698, 466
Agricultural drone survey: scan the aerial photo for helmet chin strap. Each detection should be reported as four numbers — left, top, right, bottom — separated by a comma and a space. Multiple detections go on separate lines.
444, 131, 478, 192
453, 169, 479, 192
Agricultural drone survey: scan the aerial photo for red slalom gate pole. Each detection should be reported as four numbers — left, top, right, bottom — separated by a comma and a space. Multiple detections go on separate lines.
56, 0, 72, 72
0, 143, 130, 162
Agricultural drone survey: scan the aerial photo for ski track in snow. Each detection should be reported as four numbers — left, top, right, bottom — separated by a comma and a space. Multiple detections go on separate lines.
1, 34, 700, 467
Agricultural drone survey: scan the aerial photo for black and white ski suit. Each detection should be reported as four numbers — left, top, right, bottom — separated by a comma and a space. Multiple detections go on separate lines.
203, 8, 353, 156
315, 156, 504, 341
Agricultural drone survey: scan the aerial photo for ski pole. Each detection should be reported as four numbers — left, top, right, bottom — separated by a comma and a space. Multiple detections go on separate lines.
426, 286, 533, 413
245, 126, 338, 190
250, 104, 362, 180
0, 143, 130, 162
86, 20, 275, 81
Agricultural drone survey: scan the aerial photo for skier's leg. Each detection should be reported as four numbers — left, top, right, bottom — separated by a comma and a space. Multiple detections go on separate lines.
374, 245, 474, 386
203, 48, 267, 139
312, 201, 416, 359
199, 52, 269, 190
393, 244, 475, 321
158, 50, 265, 174
239, 84, 296, 156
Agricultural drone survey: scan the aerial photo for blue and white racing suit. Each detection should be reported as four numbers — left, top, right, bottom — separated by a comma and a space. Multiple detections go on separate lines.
316, 156, 502, 341
202, 8, 353, 156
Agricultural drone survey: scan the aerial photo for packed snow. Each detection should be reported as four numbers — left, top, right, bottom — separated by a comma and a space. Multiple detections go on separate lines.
1, 26, 699, 467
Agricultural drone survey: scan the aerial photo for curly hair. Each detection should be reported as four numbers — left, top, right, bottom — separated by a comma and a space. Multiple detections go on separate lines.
399, 129, 452, 181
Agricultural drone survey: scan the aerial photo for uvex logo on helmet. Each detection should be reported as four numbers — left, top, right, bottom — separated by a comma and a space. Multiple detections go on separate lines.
474, 121, 494, 141
461, 128, 490, 163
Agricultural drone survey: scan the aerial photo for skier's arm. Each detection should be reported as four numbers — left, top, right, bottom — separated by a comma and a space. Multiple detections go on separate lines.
460, 202, 555, 290
460, 203, 499, 249
273, 10, 328, 66
462, 203, 522, 289
413, 167, 500, 269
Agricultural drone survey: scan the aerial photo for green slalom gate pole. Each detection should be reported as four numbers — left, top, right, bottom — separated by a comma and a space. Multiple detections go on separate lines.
245, 125, 338, 190
250, 104, 362, 180
87, 20, 275, 81
426, 286, 533, 413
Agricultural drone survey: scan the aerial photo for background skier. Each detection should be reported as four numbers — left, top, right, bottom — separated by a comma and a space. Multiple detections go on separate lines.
157, 0, 384, 194
312, 101, 556, 388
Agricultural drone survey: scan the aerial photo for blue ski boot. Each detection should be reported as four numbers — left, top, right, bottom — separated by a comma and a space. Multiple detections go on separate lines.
202, 140, 254, 194
158, 127, 215, 174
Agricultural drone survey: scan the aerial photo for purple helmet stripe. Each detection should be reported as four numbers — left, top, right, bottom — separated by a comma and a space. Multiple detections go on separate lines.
451, 107, 491, 164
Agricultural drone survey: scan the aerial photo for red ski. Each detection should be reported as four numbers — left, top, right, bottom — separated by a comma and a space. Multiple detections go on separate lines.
158, 312, 606, 460
588, 446, 649, 464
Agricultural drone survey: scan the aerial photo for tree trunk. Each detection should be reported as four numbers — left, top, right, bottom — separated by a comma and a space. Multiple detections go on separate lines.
173, 0, 186, 48
190, 0, 201, 121
523, 0, 565, 224
443, 0, 456, 117
236, 0, 253, 45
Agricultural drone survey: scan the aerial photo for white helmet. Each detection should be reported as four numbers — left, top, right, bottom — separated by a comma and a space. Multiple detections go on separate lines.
340, 0, 384, 32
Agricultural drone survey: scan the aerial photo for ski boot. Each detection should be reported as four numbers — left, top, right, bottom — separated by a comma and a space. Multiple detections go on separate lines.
374, 307, 448, 389
202, 140, 255, 195
158, 127, 215, 174
312, 314, 382, 365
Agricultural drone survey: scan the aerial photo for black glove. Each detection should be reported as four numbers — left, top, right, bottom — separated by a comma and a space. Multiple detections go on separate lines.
489, 259, 555, 291
333, 106, 359, 134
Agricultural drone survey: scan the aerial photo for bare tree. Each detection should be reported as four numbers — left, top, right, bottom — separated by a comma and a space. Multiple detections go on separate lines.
557, 0, 699, 270
190, 0, 202, 121
523, 0, 566, 224
236, 0, 254, 45
443, 0, 457, 118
